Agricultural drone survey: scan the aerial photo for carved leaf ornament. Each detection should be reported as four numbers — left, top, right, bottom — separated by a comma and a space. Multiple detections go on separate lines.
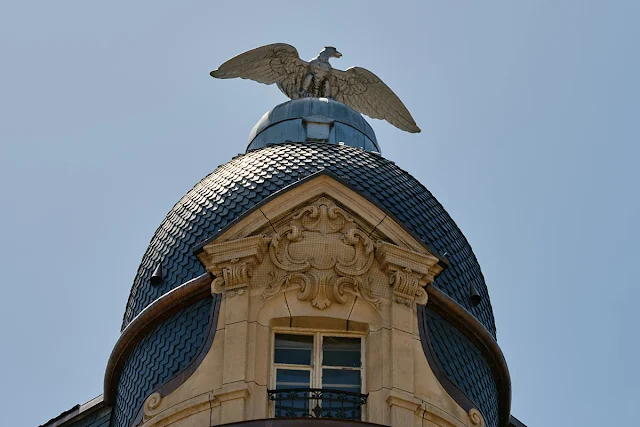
264, 199, 379, 309
200, 197, 442, 309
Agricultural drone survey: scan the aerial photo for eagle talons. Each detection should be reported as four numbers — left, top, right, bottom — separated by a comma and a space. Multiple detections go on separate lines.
297, 88, 312, 98
299, 73, 314, 98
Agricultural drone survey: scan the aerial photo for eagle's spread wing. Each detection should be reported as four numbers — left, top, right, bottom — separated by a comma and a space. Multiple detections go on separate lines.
210, 43, 308, 99
330, 67, 420, 133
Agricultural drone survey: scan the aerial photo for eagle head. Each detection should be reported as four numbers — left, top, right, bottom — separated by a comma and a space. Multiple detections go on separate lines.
322, 46, 342, 59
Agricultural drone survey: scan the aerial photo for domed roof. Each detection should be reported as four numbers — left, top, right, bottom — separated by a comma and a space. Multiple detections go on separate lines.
247, 98, 380, 153
123, 142, 496, 335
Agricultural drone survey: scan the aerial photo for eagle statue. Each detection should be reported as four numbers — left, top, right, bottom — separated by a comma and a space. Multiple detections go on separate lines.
210, 43, 421, 133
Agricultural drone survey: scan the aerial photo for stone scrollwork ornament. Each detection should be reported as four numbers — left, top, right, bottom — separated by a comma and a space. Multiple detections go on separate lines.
376, 241, 442, 306
198, 196, 443, 308
468, 408, 486, 427
214, 258, 251, 294
388, 267, 428, 306
263, 198, 380, 309
199, 235, 268, 297
142, 392, 163, 422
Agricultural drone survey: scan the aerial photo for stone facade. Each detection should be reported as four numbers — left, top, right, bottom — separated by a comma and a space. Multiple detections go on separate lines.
42, 99, 522, 427
134, 175, 483, 427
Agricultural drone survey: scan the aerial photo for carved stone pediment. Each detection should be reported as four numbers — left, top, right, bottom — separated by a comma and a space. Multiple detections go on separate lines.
263, 197, 379, 309
196, 178, 445, 309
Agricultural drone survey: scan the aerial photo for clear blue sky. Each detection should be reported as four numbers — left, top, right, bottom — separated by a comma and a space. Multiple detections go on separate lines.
1, 1, 638, 426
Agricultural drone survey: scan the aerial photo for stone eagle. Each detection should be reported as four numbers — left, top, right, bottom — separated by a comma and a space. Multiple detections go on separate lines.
210, 43, 421, 133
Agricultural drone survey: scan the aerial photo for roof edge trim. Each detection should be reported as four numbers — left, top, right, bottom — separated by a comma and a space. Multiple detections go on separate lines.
40, 395, 105, 427
128, 294, 222, 427
104, 273, 214, 405
425, 285, 512, 427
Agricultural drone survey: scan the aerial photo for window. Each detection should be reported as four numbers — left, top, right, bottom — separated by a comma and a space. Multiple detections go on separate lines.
270, 332, 365, 419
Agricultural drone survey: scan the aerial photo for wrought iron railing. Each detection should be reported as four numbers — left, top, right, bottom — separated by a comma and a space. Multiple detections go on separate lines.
268, 388, 368, 420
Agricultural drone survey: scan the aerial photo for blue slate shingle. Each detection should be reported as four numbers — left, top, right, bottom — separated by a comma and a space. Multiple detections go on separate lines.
122, 143, 496, 336
112, 142, 501, 427
110, 296, 215, 427
422, 307, 500, 427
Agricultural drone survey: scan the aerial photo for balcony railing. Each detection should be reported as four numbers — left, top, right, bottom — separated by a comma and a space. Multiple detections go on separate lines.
268, 388, 368, 420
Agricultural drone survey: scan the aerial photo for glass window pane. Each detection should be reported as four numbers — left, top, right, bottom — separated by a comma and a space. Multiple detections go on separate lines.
321, 369, 363, 420
275, 334, 313, 365
274, 370, 311, 418
322, 368, 361, 393
322, 336, 361, 367
275, 369, 311, 389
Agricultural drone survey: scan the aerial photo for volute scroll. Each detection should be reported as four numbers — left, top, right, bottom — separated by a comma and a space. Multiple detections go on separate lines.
263, 198, 380, 310
198, 235, 268, 298
198, 197, 444, 308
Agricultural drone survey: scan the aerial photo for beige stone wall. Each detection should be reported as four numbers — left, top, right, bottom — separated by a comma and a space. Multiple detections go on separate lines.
138, 176, 484, 427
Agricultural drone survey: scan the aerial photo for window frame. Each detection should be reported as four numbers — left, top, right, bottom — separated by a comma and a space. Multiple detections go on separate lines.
269, 328, 366, 418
